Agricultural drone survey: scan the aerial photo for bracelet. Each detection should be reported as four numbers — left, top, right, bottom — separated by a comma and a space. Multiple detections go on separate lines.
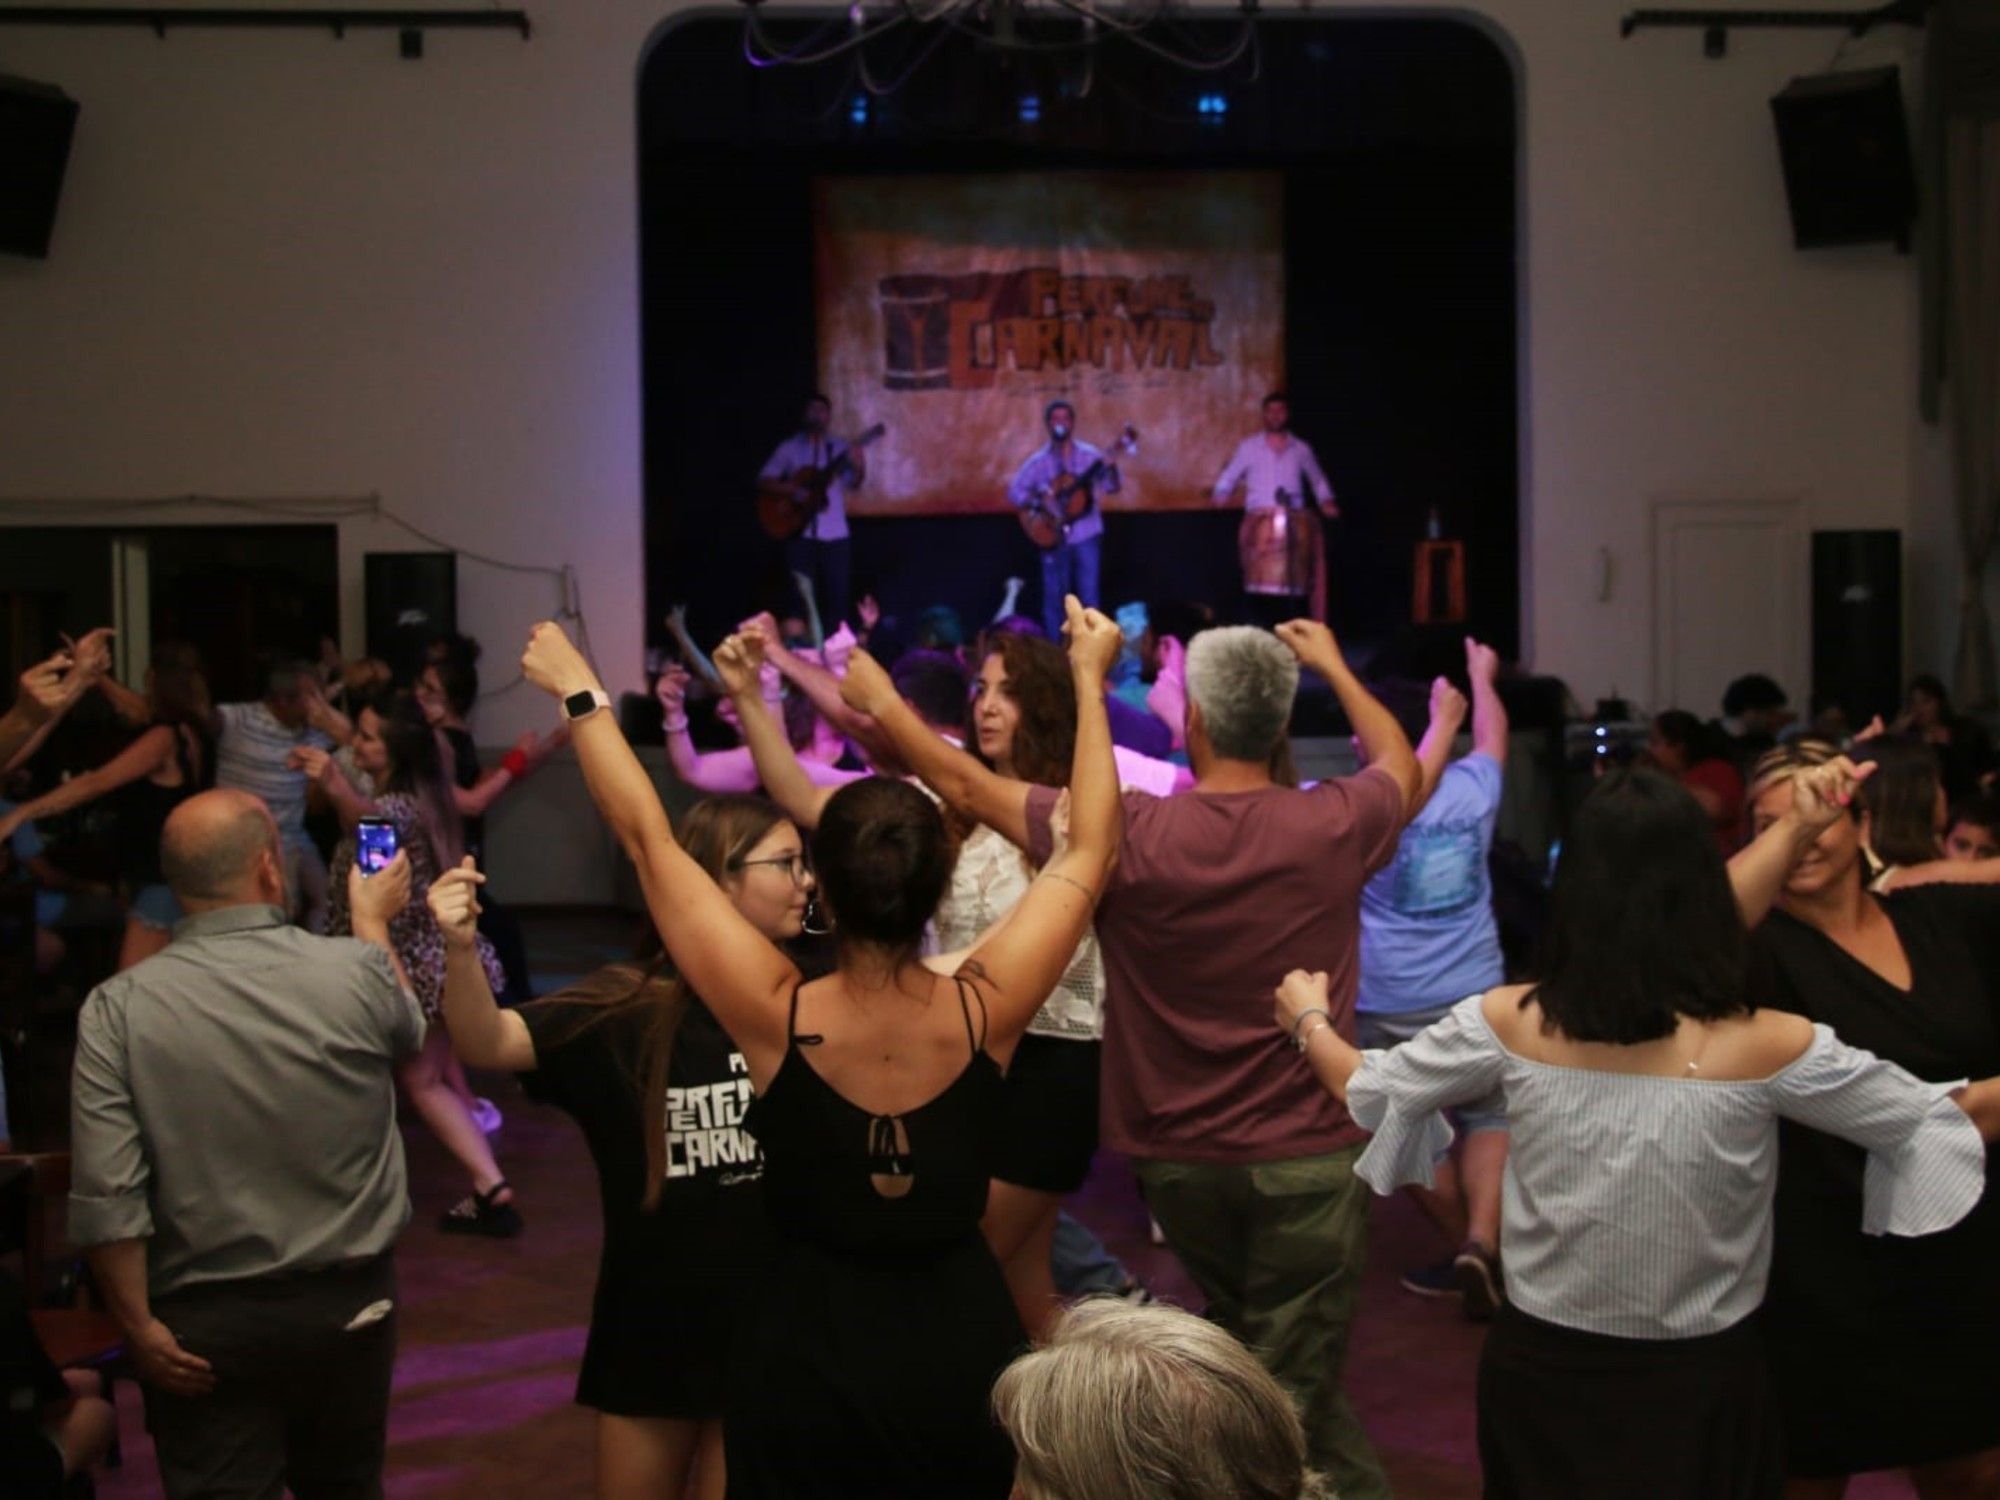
1294, 1013, 1333, 1054
1288, 1005, 1331, 1042
500, 748, 529, 779
662, 717, 691, 736
1039, 869, 1097, 901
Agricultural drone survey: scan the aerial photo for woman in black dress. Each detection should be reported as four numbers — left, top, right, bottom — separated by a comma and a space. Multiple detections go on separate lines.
519, 598, 1123, 1500
1747, 739, 2000, 1498
432, 795, 815, 1499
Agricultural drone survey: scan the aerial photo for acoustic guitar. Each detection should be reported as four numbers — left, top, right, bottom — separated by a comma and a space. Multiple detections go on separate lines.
1019, 426, 1139, 550
758, 424, 887, 541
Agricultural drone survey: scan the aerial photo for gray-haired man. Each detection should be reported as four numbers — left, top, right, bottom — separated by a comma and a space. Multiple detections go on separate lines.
69, 788, 424, 1499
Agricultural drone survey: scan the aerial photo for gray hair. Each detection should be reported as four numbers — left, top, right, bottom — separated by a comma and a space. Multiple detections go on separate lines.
993, 1299, 1335, 1500
161, 800, 279, 903
1184, 627, 1299, 763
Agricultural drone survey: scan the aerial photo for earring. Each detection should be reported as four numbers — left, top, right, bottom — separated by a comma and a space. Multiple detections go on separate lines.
802, 894, 833, 937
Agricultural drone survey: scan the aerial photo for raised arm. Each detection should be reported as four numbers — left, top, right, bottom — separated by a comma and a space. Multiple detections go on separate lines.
0, 726, 177, 844
1276, 619, 1421, 815
840, 648, 1035, 851
1465, 637, 1509, 765
716, 634, 854, 830
429, 860, 538, 1071
950, 597, 1124, 1049
1729, 756, 1872, 927
1409, 677, 1469, 818
0, 648, 100, 771
290, 745, 376, 833
521, 622, 800, 1079
741, 614, 889, 759
450, 727, 567, 821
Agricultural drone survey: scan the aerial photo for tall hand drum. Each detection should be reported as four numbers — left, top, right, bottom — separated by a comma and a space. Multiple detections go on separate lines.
1239, 505, 1319, 597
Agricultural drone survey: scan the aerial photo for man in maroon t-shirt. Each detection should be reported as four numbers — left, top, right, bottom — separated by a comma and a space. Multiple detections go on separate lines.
879, 617, 1418, 1498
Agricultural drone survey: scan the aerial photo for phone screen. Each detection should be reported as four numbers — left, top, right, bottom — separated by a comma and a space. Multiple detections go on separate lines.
356, 818, 399, 875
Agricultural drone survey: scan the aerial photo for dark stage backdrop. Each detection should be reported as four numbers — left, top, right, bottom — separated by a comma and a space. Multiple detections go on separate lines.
640, 14, 1517, 660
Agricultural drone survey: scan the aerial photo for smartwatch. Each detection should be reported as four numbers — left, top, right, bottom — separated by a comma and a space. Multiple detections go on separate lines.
562, 688, 612, 722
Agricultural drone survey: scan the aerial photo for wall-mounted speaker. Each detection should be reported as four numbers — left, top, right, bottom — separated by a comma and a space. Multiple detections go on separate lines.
0, 75, 79, 259
1770, 67, 1917, 250
1812, 529, 1902, 724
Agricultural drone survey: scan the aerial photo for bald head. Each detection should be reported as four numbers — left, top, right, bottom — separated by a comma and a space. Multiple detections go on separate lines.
161, 790, 285, 911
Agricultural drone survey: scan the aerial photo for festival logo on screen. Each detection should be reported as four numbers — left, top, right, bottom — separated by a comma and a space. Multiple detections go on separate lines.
878, 267, 1224, 391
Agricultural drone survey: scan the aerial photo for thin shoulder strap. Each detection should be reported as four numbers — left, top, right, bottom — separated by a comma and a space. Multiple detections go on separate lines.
952, 975, 988, 1057
788, 983, 803, 1040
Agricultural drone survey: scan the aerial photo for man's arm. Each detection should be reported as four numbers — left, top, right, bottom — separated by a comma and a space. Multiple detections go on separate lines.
1211, 441, 1249, 504
1465, 638, 1509, 766
1301, 443, 1337, 515
1409, 678, 1469, 819
1275, 620, 1420, 815
302, 680, 354, 748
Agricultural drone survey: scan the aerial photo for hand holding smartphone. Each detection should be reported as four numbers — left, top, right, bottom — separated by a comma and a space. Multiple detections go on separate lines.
356, 817, 400, 876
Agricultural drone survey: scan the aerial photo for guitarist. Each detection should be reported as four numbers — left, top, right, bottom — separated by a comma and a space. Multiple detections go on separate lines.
1007, 399, 1121, 638
758, 393, 864, 627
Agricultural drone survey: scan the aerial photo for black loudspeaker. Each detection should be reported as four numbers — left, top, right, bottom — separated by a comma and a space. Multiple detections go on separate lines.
0, 76, 79, 259
364, 552, 457, 681
1812, 530, 1902, 723
1770, 67, 1917, 249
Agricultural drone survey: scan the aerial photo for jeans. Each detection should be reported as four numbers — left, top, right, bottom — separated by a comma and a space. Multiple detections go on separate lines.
1136, 1146, 1388, 1500
1050, 1211, 1133, 1297
785, 535, 852, 632
1039, 534, 1102, 638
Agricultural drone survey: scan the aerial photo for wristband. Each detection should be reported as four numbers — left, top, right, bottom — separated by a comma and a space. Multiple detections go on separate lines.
500, 748, 529, 779
662, 716, 691, 736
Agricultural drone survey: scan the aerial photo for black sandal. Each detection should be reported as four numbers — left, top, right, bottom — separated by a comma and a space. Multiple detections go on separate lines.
440, 1181, 523, 1238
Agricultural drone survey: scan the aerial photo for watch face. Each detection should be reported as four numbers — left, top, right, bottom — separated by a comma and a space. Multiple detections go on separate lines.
564, 690, 599, 719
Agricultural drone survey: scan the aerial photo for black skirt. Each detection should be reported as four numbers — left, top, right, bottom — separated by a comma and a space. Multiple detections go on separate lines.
1477, 1304, 1781, 1500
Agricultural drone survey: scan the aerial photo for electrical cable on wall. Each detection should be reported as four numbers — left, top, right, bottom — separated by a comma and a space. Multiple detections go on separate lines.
0, 491, 598, 699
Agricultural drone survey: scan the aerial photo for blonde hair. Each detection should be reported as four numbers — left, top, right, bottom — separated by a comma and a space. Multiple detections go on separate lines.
1746, 736, 1844, 804
993, 1299, 1336, 1500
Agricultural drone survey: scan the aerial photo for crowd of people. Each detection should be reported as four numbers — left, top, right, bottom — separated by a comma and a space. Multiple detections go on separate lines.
3, 594, 1999, 1500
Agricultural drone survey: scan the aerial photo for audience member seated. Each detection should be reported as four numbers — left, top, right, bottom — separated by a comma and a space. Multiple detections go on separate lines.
992, 1298, 1333, 1500
1284, 760, 1997, 1499
1895, 673, 1996, 801
0, 1266, 116, 1500
68, 790, 423, 1500
1648, 709, 1746, 851
1357, 638, 1510, 1318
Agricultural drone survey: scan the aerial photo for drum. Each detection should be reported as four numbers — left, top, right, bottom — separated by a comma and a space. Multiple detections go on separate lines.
1239, 505, 1318, 597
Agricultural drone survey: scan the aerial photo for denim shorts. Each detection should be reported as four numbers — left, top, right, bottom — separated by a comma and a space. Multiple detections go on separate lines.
1358, 998, 1508, 1135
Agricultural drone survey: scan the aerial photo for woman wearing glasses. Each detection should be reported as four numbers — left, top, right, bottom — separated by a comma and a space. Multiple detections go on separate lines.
429, 795, 821, 1500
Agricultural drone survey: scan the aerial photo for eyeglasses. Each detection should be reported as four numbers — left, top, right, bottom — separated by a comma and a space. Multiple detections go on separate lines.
735, 852, 813, 886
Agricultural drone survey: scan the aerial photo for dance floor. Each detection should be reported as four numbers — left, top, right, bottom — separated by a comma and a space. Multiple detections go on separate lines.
89, 910, 1916, 1499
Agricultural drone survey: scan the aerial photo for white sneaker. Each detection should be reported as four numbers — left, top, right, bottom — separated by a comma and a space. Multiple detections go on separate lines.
471, 1097, 503, 1135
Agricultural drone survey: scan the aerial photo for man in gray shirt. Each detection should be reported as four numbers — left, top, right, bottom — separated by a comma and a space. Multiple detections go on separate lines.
69, 788, 425, 1499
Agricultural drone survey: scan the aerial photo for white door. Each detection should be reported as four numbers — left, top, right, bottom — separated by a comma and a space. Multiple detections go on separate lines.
1651, 498, 1807, 717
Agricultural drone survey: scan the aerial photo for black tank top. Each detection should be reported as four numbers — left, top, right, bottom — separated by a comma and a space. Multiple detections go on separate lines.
744, 976, 1003, 1258
119, 724, 199, 888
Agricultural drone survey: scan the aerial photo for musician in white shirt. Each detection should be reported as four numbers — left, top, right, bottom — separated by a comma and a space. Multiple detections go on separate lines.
1211, 393, 1337, 625
759, 393, 865, 627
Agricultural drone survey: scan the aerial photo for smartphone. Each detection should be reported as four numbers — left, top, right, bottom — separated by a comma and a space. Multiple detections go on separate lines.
356, 817, 399, 876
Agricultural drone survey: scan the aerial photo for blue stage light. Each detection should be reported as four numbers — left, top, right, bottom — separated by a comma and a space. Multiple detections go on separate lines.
848, 95, 869, 125
1197, 92, 1228, 118
1019, 93, 1041, 122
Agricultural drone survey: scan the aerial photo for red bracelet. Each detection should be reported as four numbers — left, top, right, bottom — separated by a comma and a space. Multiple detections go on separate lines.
500, 748, 530, 779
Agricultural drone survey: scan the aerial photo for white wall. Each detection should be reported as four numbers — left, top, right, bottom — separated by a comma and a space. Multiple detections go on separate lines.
0, 3, 1951, 894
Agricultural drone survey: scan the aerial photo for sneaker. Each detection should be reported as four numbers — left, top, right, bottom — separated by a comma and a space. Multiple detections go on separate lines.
1454, 1240, 1504, 1321
470, 1097, 503, 1135
1399, 1257, 1462, 1299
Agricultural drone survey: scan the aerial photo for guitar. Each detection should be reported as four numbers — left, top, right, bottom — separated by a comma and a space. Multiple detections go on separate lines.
758, 423, 887, 540
1019, 425, 1139, 550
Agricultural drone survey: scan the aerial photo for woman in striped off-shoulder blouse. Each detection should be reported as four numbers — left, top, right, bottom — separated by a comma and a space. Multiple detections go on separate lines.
1275, 762, 2000, 1500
